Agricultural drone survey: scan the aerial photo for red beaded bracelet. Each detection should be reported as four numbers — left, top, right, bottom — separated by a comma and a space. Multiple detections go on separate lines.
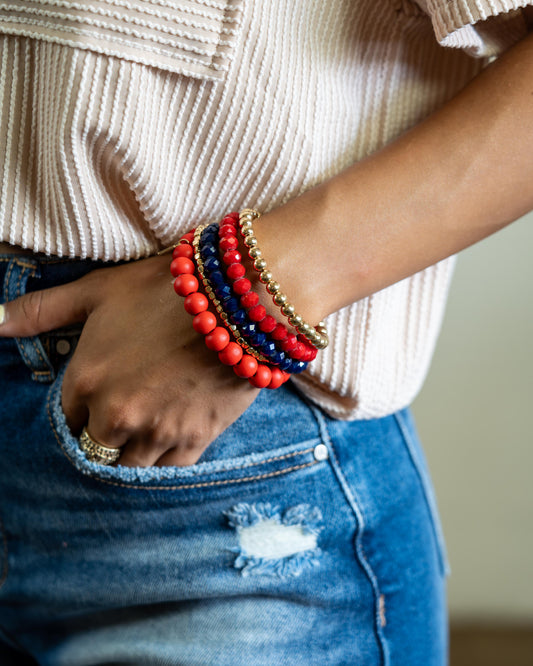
171, 227, 289, 390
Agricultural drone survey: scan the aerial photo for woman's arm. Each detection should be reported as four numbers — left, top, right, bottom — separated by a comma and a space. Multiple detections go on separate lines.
254, 29, 533, 324
1, 28, 532, 466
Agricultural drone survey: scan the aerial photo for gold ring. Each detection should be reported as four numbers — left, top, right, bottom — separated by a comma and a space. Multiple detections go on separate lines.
79, 427, 121, 465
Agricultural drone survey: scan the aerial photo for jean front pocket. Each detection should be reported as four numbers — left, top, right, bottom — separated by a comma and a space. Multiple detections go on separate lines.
46, 366, 327, 494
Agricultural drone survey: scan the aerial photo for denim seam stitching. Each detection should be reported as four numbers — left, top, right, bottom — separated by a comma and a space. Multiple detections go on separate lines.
46, 381, 319, 489
0, 513, 7, 590
393, 411, 448, 576
306, 404, 389, 666
0, 257, 38, 270
70, 460, 319, 491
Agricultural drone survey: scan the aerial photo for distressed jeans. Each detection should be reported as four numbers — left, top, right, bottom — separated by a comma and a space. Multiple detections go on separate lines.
0, 254, 449, 665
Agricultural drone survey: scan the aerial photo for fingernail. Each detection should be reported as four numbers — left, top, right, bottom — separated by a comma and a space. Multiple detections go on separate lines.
0, 304, 5, 325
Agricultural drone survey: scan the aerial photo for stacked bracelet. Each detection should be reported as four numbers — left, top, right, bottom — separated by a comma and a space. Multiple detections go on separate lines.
171, 227, 289, 390
169, 208, 328, 389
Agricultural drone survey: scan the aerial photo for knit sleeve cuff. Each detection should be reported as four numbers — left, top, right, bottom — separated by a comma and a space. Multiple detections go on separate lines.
424, 0, 533, 57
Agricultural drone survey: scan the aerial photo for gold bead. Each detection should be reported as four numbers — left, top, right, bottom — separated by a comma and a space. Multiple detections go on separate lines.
244, 236, 258, 248
273, 292, 287, 306
281, 303, 295, 317
254, 258, 267, 271
289, 314, 303, 327
260, 270, 272, 283
249, 247, 262, 259
300, 323, 313, 337
267, 280, 280, 294
242, 225, 254, 236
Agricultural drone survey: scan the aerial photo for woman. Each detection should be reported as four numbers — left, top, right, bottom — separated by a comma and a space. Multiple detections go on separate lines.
0, 1, 532, 664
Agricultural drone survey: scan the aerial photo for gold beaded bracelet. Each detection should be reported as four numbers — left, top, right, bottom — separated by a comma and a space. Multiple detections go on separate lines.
239, 208, 329, 350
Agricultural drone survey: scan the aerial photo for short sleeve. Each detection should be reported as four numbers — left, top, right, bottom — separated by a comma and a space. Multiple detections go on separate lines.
421, 0, 533, 57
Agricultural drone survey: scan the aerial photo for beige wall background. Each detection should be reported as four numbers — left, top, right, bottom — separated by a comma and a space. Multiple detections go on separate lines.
412, 211, 533, 621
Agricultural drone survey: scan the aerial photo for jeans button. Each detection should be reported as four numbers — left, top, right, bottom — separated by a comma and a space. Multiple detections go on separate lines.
56, 339, 72, 356
313, 443, 329, 461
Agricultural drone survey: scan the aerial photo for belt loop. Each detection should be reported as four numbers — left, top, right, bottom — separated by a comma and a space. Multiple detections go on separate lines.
2, 257, 55, 383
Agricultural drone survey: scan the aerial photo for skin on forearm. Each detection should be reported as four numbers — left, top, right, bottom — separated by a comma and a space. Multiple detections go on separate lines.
253, 29, 533, 325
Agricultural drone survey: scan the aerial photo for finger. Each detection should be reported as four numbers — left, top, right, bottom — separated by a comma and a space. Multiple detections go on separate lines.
155, 446, 203, 467
0, 279, 93, 338
61, 390, 89, 437
117, 437, 164, 468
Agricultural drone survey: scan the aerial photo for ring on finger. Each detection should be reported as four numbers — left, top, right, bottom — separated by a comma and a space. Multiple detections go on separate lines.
79, 427, 122, 465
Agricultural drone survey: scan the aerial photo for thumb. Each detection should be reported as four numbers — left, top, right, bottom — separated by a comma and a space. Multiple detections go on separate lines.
0, 279, 92, 337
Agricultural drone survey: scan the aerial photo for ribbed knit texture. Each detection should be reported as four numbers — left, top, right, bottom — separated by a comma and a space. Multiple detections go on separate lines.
0, 0, 530, 418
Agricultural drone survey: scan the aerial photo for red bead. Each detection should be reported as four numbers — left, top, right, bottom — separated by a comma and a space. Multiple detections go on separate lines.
227, 263, 246, 280
181, 231, 195, 243
170, 256, 195, 277
219, 223, 236, 237
259, 315, 277, 333
223, 249, 242, 265
205, 326, 230, 352
248, 364, 272, 388
172, 244, 193, 259
271, 323, 288, 341
233, 278, 252, 295
267, 367, 286, 390
225, 212, 240, 222
184, 292, 209, 315
192, 311, 217, 335
301, 347, 318, 362
240, 291, 259, 308
233, 354, 258, 379
220, 235, 239, 251
218, 342, 243, 366
248, 304, 266, 322
174, 274, 199, 297
281, 334, 297, 352
290, 341, 307, 360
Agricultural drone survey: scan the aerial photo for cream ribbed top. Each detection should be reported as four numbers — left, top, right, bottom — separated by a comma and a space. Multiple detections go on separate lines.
0, 0, 530, 418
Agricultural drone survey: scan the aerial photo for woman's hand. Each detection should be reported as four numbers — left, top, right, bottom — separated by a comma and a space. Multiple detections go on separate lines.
0, 254, 259, 467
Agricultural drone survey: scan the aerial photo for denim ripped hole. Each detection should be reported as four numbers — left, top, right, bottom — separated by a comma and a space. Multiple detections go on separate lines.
224, 502, 323, 578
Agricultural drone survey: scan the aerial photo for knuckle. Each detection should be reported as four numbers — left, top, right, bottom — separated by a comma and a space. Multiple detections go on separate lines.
103, 401, 137, 435
184, 423, 211, 451
67, 367, 98, 399
21, 290, 44, 325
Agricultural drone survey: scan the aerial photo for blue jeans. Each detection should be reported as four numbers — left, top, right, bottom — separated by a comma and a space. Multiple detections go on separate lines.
0, 253, 448, 665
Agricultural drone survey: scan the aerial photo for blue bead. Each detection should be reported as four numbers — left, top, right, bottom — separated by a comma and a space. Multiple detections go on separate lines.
209, 271, 225, 286
223, 298, 240, 314
241, 322, 258, 338
291, 361, 308, 374
230, 308, 248, 325
260, 341, 278, 356
267, 350, 284, 365
200, 243, 218, 258
279, 356, 294, 371
214, 284, 233, 300
203, 256, 221, 272
249, 332, 267, 347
